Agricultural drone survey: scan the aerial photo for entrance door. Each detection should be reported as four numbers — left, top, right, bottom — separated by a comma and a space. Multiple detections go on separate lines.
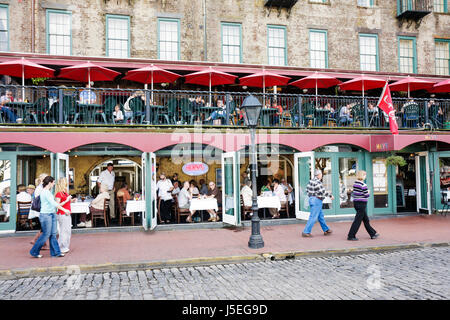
0, 152, 17, 232
415, 152, 431, 214
294, 152, 315, 220
221, 152, 240, 226
55, 153, 69, 182
150, 153, 157, 229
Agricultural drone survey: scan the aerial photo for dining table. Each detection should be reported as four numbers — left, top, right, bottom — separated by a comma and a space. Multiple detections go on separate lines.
259, 108, 277, 126
78, 103, 104, 124
189, 198, 218, 212
71, 200, 92, 228
4, 101, 33, 121
125, 200, 146, 217
314, 108, 331, 126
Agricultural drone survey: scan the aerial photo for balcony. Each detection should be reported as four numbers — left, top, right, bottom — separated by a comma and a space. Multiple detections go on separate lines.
0, 85, 449, 130
397, 0, 432, 20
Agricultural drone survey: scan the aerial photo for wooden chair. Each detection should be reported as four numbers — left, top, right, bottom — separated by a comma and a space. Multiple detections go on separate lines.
240, 195, 252, 221
118, 196, 134, 226
278, 201, 290, 218
174, 195, 191, 223
92, 198, 109, 227
17, 201, 32, 230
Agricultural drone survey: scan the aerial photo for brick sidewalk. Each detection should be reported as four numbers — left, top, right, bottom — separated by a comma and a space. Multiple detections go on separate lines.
0, 214, 449, 273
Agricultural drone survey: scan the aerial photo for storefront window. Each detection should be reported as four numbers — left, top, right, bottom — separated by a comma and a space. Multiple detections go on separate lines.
339, 157, 358, 208
0, 160, 11, 224
439, 157, 450, 202
316, 157, 332, 209
373, 158, 389, 208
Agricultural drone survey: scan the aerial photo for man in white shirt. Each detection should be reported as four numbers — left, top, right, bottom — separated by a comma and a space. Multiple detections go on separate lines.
156, 173, 174, 224
280, 178, 294, 205
16, 184, 32, 203
241, 179, 253, 208
178, 181, 196, 223
97, 163, 116, 219
269, 179, 287, 218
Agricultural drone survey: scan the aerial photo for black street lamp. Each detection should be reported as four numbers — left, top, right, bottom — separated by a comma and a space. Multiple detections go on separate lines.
241, 95, 264, 249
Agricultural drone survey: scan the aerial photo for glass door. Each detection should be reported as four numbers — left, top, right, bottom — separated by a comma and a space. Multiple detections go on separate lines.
221, 152, 240, 226
294, 152, 314, 220
415, 152, 430, 214
141, 152, 157, 230
0, 153, 16, 232
54, 153, 69, 182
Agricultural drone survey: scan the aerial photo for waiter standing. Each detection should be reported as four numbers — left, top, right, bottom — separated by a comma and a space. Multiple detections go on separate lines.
97, 163, 115, 220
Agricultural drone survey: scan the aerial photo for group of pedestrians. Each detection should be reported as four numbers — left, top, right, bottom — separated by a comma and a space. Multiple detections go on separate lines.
29, 175, 75, 258
302, 169, 379, 241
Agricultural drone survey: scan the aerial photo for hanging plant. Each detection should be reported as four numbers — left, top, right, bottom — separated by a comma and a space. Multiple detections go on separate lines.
31, 77, 49, 85
386, 155, 407, 167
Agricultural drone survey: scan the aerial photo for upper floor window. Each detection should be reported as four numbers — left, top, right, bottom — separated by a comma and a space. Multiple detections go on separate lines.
47, 10, 71, 56
0, 5, 8, 52
310, 0, 327, 3
158, 18, 180, 61
359, 34, 379, 71
398, 36, 417, 73
435, 39, 450, 76
309, 29, 328, 68
106, 15, 130, 58
358, 0, 374, 7
434, 0, 448, 13
267, 25, 287, 66
221, 23, 242, 64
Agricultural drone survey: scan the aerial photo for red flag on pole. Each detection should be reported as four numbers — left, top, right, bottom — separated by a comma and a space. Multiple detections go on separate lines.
377, 82, 399, 135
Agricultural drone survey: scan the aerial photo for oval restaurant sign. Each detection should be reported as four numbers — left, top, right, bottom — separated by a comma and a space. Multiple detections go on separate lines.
182, 162, 209, 176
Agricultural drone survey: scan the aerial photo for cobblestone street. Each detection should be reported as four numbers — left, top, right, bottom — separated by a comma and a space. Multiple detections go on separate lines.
1, 246, 449, 300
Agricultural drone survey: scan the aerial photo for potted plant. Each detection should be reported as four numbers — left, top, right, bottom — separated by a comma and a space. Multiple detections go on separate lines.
386, 154, 407, 167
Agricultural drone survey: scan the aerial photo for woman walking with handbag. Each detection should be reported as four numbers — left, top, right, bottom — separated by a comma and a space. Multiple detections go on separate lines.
347, 170, 379, 241
30, 176, 70, 258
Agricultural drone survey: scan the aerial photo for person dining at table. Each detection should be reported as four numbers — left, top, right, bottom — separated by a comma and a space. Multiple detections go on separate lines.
339, 103, 353, 126
78, 183, 110, 228
204, 99, 226, 124
261, 180, 272, 194
113, 104, 124, 123
116, 182, 132, 205
79, 82, 97, 104
206, 181, 222, 222
189, 180, 200, 198
0, 90, 18, 123
269, 179, 287, 219
270, 100, 283, 126
179, 181, 195, 223
241, 179, 253, 218
123, 90, 145, 123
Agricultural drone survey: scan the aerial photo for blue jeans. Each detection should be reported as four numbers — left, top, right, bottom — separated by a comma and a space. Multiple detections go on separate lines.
303, 196, 330, 234
30, 212, 61, 257
1, 107, 17, 122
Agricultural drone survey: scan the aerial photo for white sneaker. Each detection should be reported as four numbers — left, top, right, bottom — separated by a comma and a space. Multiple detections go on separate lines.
77, 222, 86, 227
61, 249, 70, 254
85, 220, 92, 228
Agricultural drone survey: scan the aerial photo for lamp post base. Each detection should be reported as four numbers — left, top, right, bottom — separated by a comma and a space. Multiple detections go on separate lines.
248, 235, 264, 249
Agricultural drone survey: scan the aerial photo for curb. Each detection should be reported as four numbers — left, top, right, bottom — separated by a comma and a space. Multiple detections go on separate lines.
0, 241, 448, 280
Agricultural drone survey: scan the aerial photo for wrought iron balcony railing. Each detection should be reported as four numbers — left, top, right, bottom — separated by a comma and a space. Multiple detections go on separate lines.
0, 85, 449, 130
397, 0, 432, 19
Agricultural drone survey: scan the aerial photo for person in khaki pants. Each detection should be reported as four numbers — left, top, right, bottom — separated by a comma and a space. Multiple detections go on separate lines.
97, 163, 115, 220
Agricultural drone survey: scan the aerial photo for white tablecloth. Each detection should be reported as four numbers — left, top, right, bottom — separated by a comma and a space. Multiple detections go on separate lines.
257, 196, 281, 211
71, 201, 91, 214
126, 200, 145, 217
189, 198, 218, 211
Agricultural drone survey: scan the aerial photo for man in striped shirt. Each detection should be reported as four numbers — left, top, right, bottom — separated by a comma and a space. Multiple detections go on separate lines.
302, 169, 334, 237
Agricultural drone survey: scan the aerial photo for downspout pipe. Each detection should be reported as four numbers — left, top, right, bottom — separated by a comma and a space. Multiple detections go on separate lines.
31, 0, 35, 52
203, 0, 207, 61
